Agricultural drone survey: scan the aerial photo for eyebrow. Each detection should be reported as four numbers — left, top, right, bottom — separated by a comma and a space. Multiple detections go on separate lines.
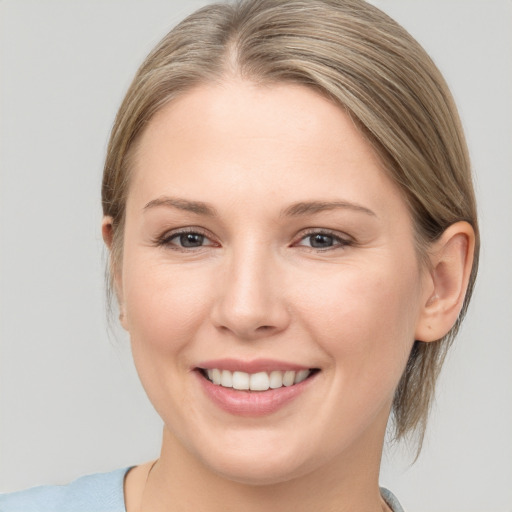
143, 196, 376, 218
143, 196, 217, 216
282, 200, 376, 217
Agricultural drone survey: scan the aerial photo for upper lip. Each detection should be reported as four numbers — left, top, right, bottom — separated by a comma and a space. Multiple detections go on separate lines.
196, 358, 313, 373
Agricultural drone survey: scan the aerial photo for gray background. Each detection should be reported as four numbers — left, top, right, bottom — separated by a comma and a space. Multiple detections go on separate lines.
1, 1, 511, 511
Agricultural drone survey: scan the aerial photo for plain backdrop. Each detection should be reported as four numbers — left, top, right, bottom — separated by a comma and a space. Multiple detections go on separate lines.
1, 1, 511, 511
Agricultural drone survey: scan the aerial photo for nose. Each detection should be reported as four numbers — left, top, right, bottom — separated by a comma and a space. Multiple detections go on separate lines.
210, 244, 291, 341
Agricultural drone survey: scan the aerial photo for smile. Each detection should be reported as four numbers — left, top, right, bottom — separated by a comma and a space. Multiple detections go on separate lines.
195, 359, 320, 416
202, 368, 313, 391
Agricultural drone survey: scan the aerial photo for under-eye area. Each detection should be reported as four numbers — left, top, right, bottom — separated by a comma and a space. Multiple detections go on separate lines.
197, 368, 321, 391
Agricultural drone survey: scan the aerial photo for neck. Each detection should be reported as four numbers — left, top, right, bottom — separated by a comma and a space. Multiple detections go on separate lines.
138, 426, 388, 512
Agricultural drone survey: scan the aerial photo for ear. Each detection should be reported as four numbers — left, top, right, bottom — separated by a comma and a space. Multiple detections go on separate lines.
102, 216, 128, 331
415, 221, 475, 342
102, 215, 115, 250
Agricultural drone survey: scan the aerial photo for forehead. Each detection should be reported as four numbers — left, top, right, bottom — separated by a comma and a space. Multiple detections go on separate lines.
135, 79, 379, 164
128, 79, 406, 221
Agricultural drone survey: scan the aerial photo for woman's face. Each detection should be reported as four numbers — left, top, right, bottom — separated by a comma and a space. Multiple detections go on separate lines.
115, 80, 431, 484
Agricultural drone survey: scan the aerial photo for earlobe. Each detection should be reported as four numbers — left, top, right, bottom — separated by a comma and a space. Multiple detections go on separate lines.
118, 304, 129, 331
415, 221, 475, 342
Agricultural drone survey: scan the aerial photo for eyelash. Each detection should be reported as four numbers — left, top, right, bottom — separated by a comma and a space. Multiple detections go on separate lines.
294, 229, 353, 251
154, 228, 353, 252
155, 228, 218, 251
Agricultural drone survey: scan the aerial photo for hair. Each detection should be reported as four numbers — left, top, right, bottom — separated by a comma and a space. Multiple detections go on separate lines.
102, 0, 479, 452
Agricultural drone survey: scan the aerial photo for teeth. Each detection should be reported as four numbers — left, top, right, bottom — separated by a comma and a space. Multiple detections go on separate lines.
269, 370, 283, 388
221, 369, 232, 387
250, 372, 270, 391
282, 370, 295, 386
211, 368, 222, 385
232, 371, 249, 390
204, 369, 312, 391
295, 369, 310, 384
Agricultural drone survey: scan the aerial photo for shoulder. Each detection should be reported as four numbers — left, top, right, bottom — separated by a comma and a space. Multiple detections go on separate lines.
0, 467, 131, 512
380, 487, 406, 512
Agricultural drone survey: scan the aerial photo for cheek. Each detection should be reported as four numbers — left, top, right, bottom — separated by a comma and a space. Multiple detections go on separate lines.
120, 254, 217, 422
122, 253, 214, 356
295, 258, 422, 379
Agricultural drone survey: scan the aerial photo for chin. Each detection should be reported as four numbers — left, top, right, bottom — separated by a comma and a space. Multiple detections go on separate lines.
209, 458, 309, 486
194, 435, 319, 486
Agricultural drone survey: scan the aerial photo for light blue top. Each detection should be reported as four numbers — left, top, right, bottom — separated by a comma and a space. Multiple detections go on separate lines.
0, 467, 130, 512
0, 467, 405, 512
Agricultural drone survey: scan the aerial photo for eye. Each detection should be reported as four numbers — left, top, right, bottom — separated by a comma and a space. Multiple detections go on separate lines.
175, 232, 207, 248
296, 230, 351, 250
157, 229, 217, 250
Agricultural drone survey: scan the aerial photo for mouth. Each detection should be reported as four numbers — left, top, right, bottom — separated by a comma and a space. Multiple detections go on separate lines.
197, 367, 320, 392
194, 359, 321, 416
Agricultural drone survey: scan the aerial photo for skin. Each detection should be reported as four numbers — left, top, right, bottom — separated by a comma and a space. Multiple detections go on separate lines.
103, 80, 474, 512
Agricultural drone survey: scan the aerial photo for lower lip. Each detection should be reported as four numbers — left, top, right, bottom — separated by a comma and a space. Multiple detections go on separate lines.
196, 371, 316, 417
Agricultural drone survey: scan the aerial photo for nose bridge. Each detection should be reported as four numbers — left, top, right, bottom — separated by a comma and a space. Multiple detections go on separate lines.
211, 238, 289, 339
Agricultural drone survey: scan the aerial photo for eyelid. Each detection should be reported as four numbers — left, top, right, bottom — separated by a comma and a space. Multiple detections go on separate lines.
153, 226, 352, 250
155, 226, 219, 248
293, 228, 353, 249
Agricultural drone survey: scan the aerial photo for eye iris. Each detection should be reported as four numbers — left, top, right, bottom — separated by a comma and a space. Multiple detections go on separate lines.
180, 233, 204, 247
310, 234, 333, 248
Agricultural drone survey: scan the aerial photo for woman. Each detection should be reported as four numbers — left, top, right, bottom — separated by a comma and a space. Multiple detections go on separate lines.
0, 0, 479, 510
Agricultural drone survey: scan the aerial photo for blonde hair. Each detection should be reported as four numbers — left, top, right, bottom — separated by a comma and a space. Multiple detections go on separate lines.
102, 0, 479, 450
